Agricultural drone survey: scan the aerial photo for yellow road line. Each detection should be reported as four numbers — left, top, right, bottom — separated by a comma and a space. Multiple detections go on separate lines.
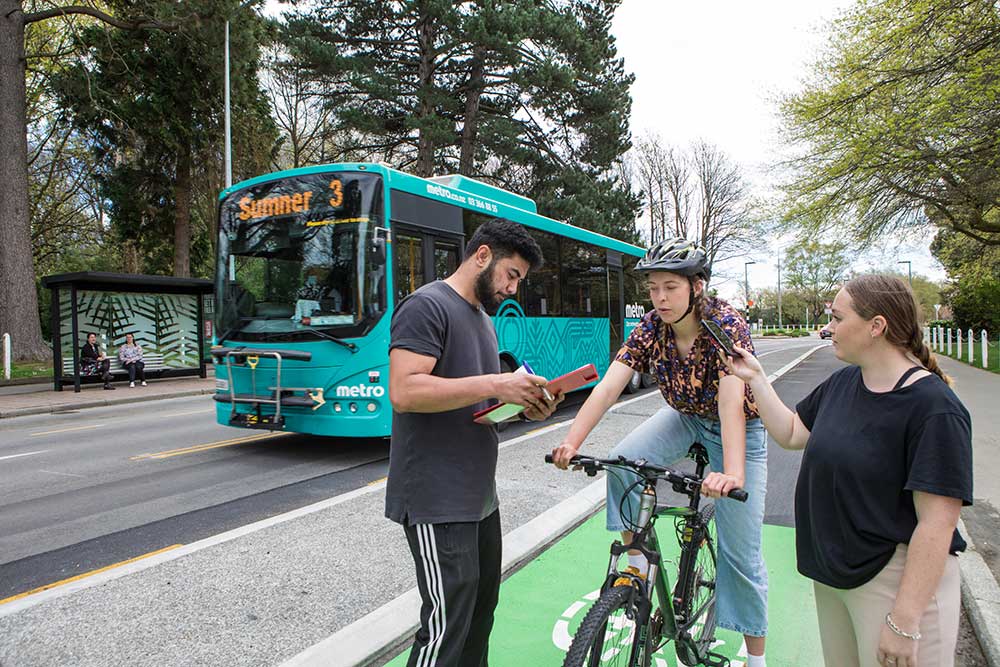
31, 424, 104, 437
367, 476, 388, 486
0, 544, 182, 606
131, 432, 291, 460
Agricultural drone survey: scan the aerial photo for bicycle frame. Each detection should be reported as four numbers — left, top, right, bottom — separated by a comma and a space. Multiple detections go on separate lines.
597, 445, 715, 666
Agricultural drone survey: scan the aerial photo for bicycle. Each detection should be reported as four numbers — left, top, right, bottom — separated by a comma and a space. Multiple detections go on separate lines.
545, 443, 748, 667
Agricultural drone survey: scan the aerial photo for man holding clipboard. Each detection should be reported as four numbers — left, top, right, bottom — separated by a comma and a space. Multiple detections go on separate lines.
387, 218, 563, 667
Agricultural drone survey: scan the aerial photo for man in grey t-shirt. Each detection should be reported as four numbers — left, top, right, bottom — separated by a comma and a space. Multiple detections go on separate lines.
388, 218, 561, 667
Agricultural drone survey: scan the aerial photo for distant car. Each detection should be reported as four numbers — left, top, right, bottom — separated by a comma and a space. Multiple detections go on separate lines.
819, 329, 833, 340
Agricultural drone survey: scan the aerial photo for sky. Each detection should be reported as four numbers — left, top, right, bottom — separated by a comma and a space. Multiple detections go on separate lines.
610, 0, 947, 303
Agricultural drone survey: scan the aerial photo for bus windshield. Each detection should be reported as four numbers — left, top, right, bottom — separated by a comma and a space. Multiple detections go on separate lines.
215, 171, 385, 343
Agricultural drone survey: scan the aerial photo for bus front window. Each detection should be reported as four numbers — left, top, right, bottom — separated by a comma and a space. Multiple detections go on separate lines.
215, 171, 385, 342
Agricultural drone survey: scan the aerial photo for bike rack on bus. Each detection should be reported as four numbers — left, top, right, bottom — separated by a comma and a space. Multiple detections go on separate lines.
210, 347, 315, 430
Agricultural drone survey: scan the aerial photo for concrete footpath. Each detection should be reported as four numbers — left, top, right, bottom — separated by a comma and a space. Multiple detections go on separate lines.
0, 372, 216, 419
938, 356, 1000, 667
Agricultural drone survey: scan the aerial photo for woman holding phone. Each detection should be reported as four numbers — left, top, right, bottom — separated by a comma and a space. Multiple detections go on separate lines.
723, 274, 972, 667
551, 237, 771, 667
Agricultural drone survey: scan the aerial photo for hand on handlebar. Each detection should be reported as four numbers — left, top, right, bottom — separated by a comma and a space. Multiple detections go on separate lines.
550, 441, 581, 470
701, 472, 744, 499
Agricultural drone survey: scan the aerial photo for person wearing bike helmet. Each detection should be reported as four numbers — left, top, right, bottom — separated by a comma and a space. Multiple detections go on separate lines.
552, 237, 770, 666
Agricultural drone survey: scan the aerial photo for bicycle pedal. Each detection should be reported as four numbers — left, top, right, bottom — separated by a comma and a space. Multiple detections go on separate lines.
702, 651, 730, 667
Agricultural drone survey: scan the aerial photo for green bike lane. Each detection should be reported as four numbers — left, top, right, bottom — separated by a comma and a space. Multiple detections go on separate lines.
387, 510, 821, 667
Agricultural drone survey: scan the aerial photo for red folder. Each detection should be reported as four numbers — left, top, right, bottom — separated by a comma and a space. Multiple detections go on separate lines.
472, 363, 599, 424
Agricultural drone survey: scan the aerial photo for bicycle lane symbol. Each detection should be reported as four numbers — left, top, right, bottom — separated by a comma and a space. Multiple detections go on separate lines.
551, 589, 748, 667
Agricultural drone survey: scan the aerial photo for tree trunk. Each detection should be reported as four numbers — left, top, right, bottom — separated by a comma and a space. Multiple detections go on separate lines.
414, 10, 436, 177
0, 3, 49, 361
173, 138, 192, 277
459, 48, 485, 175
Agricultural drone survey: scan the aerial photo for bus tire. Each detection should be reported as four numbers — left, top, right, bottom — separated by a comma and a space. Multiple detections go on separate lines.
622, 370, 642, 394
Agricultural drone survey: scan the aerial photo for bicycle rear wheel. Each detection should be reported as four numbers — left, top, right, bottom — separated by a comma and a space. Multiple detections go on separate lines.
562, 585, 650, 667
673, 504, 719, 667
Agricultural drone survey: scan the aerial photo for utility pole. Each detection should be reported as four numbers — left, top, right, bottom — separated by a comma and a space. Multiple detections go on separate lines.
777, 253, 782, 329
744, 260, 756, 315
898, 260, 912, 287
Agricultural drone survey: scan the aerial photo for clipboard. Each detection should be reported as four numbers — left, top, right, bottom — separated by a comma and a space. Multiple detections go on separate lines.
472, 363, 599, 424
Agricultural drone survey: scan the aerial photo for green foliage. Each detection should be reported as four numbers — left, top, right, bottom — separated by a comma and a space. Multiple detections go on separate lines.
780, 0, 1000, 246
946, 273, 1000, 332
53, 0, 279, 277
783, 238, 851, 320
283, 0, 640, 243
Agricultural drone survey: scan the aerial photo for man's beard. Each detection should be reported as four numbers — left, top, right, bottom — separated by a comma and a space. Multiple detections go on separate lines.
474, 260, 503, 315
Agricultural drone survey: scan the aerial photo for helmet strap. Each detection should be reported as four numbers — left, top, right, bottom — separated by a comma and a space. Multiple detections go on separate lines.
671, 282, 697, 325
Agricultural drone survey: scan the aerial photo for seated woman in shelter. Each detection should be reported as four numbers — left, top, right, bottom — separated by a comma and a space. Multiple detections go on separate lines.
118, 332, 146, 388
80, 332, 114, 390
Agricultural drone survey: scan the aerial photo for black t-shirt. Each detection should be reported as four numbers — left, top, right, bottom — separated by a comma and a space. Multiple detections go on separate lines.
795, 366, 973, 589
385, 281, 501, 526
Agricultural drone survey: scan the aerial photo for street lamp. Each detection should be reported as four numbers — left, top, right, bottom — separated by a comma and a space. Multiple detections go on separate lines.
898, 260, 912, 286
743, 261, 756, 313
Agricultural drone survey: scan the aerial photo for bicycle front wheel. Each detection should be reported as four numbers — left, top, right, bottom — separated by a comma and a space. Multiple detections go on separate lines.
562, 585, 650, 667
673, 503, 719, 666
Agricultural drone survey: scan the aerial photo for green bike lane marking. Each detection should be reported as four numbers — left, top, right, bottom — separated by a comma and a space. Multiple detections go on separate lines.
387, 512, 822, 666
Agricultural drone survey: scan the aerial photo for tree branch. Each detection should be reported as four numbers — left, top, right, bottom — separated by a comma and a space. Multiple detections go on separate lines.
22, 6, 179, 31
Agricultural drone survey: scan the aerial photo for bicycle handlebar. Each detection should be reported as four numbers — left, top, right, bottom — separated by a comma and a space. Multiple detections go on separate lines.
544, 453, 748, 503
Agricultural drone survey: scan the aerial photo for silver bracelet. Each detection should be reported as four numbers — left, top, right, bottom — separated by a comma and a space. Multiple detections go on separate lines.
885, 613, 922, 641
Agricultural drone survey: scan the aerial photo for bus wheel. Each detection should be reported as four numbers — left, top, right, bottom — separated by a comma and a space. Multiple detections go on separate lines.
641, 372, 657, 388
623, 370, 642, 394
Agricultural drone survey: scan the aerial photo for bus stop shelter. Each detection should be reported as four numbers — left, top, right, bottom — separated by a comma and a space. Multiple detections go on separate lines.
41, 272, 214, 392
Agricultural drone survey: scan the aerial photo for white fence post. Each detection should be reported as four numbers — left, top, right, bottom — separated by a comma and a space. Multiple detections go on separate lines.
957, 329, 962, 360
968, 328, 975, 364
982, 330, 989, 369
923, 326, 930, 345
946, 328, 952, 355
2, 333, 10, 381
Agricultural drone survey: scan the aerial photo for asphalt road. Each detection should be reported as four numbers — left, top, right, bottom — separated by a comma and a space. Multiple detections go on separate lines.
0, 338, 823, 602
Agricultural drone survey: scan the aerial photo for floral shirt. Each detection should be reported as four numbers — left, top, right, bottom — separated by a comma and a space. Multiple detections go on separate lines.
615, 296, 759, 420
118, 343, 143, 364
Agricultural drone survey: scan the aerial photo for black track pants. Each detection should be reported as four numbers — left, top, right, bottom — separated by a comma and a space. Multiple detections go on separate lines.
403, 509, 502, 667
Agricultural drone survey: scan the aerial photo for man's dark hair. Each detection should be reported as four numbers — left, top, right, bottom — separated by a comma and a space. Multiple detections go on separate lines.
464, 218, 543, 271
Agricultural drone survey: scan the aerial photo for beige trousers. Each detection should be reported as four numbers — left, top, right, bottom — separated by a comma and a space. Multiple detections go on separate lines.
812, 544, 961, 667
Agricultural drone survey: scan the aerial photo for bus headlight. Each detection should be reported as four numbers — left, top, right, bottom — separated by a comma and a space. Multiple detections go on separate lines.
333, 403, 342, 413
367, 402, 377, 413
349, 402, 358, 413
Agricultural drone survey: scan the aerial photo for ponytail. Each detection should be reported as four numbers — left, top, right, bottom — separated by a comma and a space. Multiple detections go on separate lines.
909, 330, 953, 387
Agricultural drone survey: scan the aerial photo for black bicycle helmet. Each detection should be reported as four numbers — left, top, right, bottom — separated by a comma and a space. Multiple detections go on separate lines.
635, 237, 711, 281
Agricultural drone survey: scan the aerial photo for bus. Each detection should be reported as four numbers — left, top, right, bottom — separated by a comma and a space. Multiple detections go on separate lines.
212, 162, 648, 437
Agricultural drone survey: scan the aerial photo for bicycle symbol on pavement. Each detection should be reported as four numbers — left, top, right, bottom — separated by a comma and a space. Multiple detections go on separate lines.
551, 589, 747, 667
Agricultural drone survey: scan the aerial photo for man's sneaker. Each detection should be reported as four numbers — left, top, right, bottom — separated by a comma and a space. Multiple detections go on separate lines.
141, 381, 147, 386
129, 382, 135, 388
613, 565, 647, 587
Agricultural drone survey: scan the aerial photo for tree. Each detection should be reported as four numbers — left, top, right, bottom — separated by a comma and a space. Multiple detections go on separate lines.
1, 1, 179, 360
784, 238, 851, 321
690, 141, 759, 267
283, 0, 641, 242
631, 133, 690, 243
779, 0, 1000, 247
55, 0, 278, 278
930, 227, 1000, 330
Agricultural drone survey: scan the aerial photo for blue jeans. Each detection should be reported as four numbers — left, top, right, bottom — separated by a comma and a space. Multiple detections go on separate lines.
606, 406, 769, 637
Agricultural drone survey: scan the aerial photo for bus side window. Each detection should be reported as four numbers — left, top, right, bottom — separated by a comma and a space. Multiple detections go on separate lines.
524, 229, 559, 316
395, 233, 425, 301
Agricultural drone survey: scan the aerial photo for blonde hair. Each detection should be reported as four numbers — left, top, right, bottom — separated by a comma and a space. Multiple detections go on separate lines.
844, 274, 952, 386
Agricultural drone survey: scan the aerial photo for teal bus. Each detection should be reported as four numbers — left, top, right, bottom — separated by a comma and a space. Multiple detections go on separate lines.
212, 163, 648, 437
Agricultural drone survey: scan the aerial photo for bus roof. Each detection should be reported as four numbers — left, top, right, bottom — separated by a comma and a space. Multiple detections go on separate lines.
221, 163, 645, 258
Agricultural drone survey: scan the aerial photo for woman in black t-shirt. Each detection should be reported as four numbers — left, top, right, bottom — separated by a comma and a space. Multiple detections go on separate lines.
725, 275, 972, 667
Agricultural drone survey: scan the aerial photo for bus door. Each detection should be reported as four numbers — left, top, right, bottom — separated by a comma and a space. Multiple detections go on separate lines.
392, 225, 463, 302
607, 251, 624, 362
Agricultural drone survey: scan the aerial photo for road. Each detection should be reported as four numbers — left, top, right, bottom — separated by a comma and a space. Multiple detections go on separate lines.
4, 337, 981, 666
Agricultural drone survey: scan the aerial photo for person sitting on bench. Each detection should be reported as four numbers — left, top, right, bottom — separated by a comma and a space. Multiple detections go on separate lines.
118, 333, 147, 388
80, 332, 114, 390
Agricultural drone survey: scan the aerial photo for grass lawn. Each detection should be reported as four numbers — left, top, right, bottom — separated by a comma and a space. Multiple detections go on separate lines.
937, 337, 1000, 375
1, 361, 53, 382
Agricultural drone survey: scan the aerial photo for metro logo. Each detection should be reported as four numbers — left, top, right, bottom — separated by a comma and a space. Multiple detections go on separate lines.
335, 384, 386, 398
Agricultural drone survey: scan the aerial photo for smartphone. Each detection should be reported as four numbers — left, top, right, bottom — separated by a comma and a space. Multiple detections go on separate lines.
701, 319, 736, 357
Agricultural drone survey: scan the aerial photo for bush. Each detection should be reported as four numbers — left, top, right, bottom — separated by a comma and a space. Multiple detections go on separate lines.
948, 274, 1000, 333
927, 319, 955, 329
